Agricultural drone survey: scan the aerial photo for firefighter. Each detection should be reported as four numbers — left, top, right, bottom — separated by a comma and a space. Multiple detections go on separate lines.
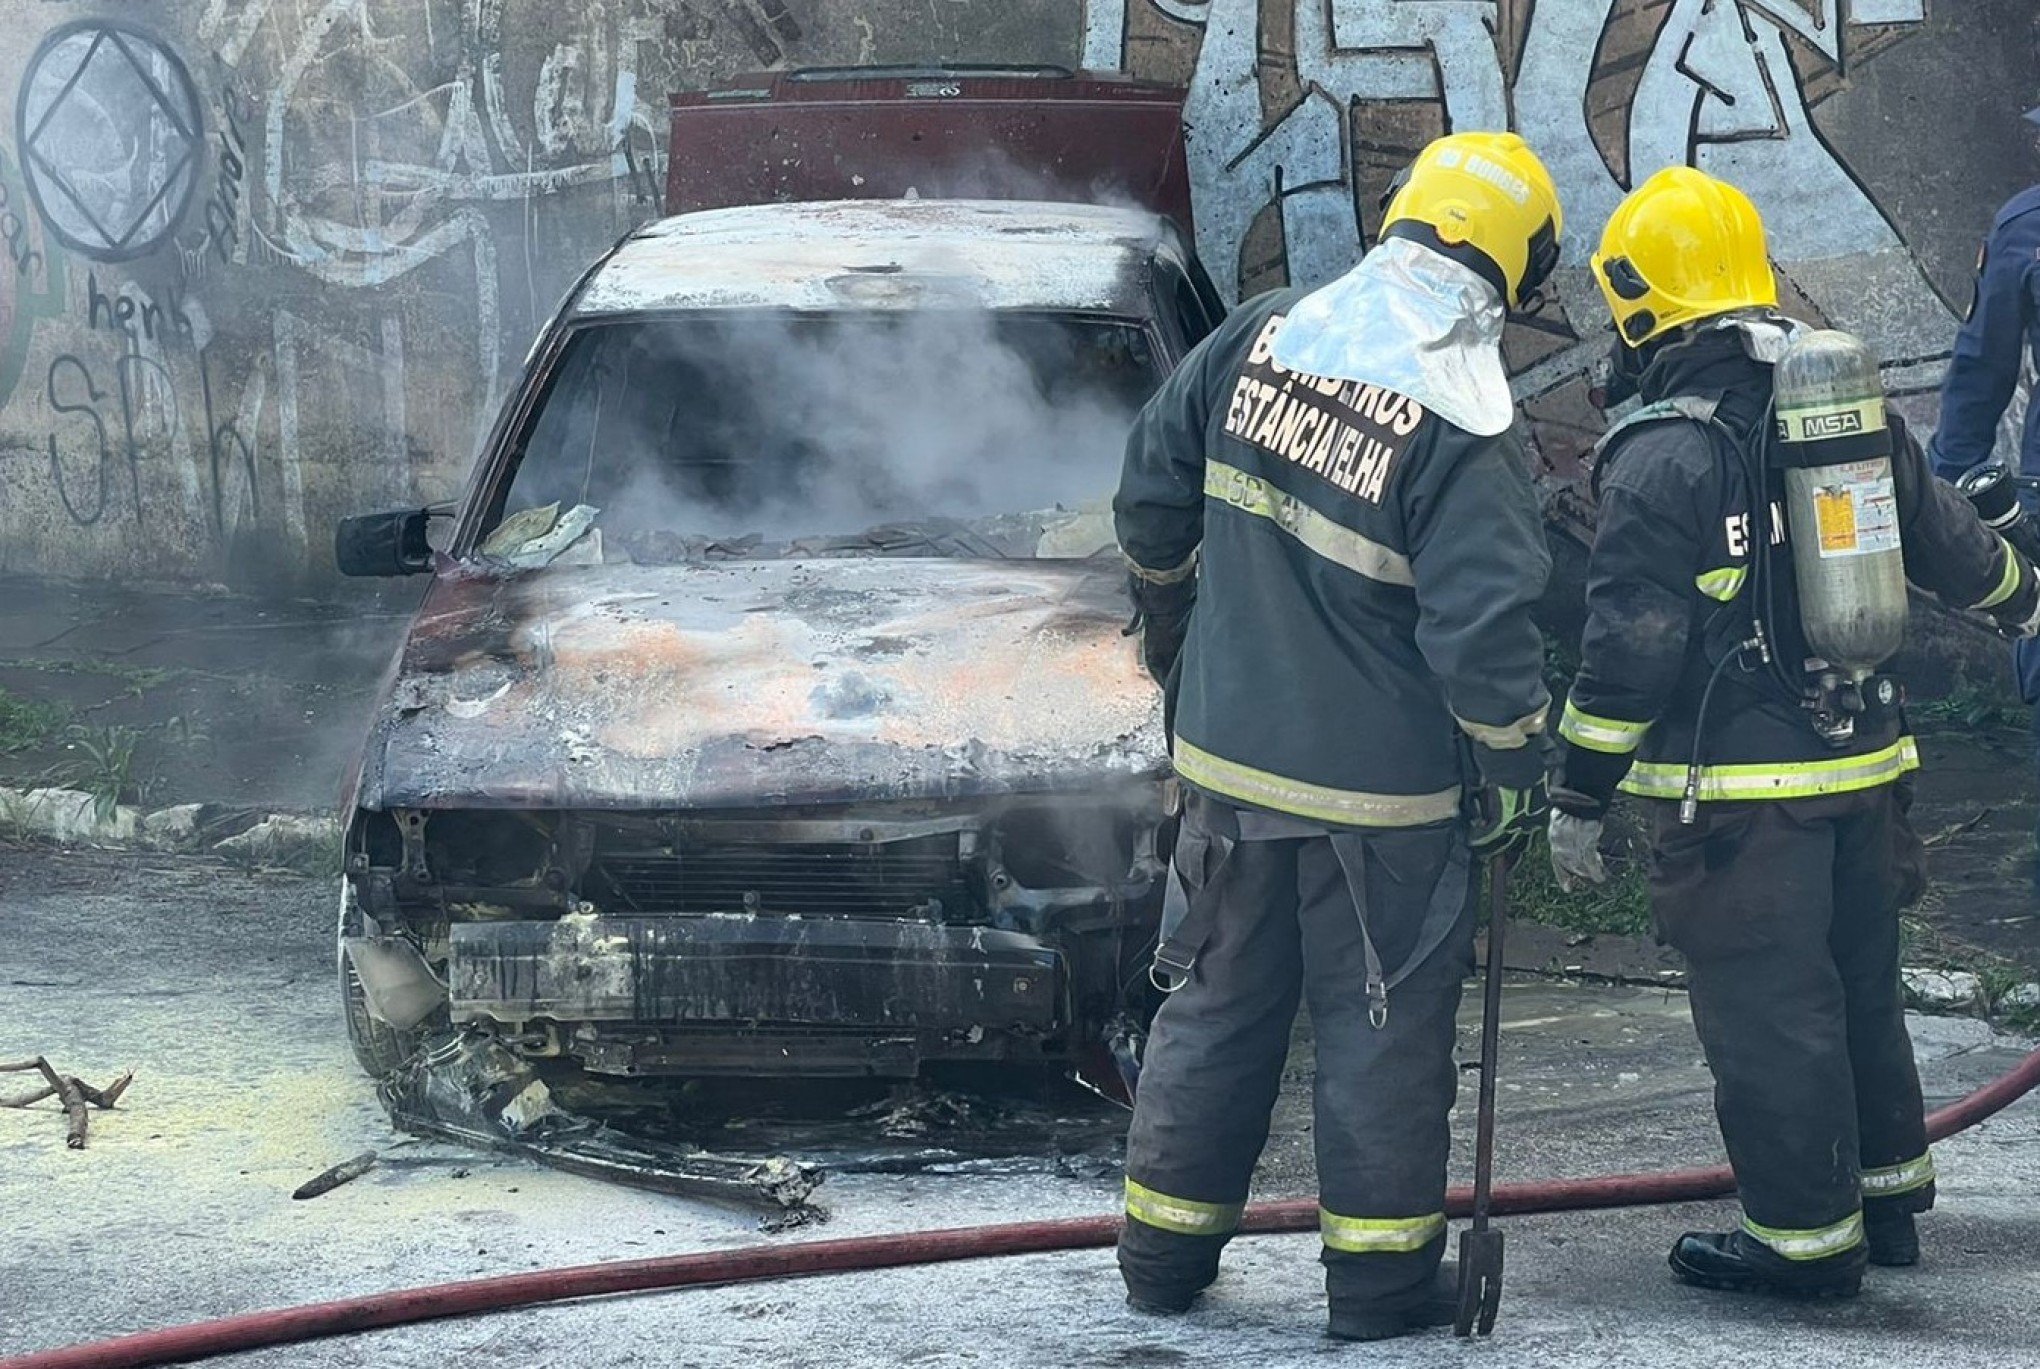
1548, 166, 2040, 1298
1925, 163, 2040, 875
1113, 131, 1562, 1341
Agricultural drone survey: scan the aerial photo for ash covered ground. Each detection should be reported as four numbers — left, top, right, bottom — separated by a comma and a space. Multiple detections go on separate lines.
3, 846, 2036, 1368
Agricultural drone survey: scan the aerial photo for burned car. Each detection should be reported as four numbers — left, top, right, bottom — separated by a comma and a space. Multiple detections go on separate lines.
335, 192, 1227, 1141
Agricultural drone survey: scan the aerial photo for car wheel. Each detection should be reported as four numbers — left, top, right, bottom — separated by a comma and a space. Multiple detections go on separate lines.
336, 877, 424, 1078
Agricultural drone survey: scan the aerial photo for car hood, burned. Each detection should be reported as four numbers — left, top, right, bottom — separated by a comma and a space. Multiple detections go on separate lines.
357, 558, 1169, 810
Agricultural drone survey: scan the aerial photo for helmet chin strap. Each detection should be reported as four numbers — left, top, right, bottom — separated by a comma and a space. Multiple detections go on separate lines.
1505, 287, 1548, 323
1589, 334, 1649, 412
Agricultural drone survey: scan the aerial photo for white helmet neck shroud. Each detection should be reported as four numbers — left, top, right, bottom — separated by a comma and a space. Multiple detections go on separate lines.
1270, 236, 1514, 439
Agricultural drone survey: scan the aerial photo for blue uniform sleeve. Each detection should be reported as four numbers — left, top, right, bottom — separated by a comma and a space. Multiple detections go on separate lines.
1932, 210, 2038, 479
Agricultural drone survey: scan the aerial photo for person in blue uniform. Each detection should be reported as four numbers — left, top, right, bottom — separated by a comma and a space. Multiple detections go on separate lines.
1928, 158, 2040, 871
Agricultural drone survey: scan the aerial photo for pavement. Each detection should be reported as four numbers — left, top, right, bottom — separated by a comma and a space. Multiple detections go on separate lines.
3, 846, 2036, 1368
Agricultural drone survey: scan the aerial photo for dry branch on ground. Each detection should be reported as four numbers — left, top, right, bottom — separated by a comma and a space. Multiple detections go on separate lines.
0, 1056, 134, 1148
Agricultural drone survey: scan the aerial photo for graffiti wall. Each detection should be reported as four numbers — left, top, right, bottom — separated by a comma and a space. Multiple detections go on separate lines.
0, 1, 2032, 587
0, 0, 1083, 588
1087, 0, 2040, 497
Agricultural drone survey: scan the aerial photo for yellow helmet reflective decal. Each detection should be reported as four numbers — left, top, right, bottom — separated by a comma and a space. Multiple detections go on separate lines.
1593, 165, 1779, 346
1379, 132, 1564, 308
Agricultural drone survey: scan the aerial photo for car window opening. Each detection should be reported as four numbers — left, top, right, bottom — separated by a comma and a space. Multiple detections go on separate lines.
498, 310, 1163, 564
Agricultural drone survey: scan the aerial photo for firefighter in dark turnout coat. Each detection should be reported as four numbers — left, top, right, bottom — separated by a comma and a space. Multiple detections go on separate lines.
1549, 166, 2040, 1298
1112, 132, 1563, 1341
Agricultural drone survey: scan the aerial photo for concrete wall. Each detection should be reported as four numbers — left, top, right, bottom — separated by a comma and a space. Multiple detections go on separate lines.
0, 1, 2033, 590
0, 0, 1084, 590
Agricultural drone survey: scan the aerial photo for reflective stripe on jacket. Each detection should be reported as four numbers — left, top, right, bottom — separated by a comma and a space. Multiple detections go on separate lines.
1114, 289, 1553, 827
1556, 331, 2009, 813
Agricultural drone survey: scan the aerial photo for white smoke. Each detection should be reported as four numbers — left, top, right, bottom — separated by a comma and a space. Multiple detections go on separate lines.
505, 306, 1159, 557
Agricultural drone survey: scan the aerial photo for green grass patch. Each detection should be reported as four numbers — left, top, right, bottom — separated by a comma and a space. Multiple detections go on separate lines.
0, 686, 71, 753
1510, 832, 2038, 1029
1909, 672, 2026, 734
1541, 631, 1581, 702
1535, 636, 2040, 1021
1506, 827, 1655, 940
45, 724, 147, 820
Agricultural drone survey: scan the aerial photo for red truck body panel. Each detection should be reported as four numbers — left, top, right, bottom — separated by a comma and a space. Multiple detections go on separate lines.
666, 67, 1193, 232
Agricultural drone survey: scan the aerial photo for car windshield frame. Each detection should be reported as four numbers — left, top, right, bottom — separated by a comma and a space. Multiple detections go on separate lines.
459, 305, 1171, 568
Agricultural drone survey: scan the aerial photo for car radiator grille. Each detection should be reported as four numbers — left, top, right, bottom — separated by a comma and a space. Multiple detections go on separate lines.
590, 836, 976, 919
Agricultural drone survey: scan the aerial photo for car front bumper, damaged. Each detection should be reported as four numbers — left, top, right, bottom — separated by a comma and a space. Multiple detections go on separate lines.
446, 914, 1066, 1076
343, 792, 1169, 1079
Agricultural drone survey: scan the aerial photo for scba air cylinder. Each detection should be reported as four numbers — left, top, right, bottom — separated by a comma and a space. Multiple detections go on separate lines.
1775, 329, 1908, 682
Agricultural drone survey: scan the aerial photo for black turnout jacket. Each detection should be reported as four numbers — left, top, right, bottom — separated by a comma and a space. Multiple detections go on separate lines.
1114, 288, 1553, 829
1554, 327, 2019, 817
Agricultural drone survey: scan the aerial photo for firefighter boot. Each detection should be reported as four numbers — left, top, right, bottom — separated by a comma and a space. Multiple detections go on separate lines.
1121, 1233, 1224, 1317
1124, 1263, 1219, 1316
1865, 1208, 1919, 1267
1668, 1231, 1866, 1299
1124, 1262, 1217, 1317
1326, 1263, 1459, 1342
1124, 1283, 1205, 1317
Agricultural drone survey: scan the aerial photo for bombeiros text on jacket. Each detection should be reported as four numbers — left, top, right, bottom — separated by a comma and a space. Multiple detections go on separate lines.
1222, 314, 1425, 505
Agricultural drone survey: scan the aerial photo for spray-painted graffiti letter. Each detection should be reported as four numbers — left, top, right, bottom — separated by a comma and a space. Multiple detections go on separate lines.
114, 353, 178, 527
207, 88, 250, 267
46, 354, 110, 526
198, 348, 258, 534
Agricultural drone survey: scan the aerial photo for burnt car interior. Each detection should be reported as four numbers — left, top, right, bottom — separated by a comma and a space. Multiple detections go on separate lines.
491, 309, 1164, 563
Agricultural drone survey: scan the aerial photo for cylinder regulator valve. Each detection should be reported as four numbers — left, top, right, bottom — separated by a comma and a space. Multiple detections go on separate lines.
1774, 329, 1908, 744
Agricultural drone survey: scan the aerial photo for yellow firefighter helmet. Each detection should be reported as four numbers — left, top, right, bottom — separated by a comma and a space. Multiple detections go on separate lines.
1593, 166, 1780, 347
1379, 132, 1564, 309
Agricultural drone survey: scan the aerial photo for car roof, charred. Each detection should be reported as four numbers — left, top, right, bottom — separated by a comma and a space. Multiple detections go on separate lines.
572, 199, 1174, 319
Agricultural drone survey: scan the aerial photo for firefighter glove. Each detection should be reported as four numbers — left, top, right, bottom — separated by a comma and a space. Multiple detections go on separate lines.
1124, 571, 1196, 685
1469, 781, 1549, 865
1548, 810, 1608, 892
1990, 554, 2040, 639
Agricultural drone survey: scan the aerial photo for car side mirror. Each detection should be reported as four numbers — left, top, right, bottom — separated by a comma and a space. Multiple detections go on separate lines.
336, 509, 433, 577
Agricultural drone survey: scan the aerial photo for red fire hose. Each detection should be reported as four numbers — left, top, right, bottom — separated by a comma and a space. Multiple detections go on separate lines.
7, 1045, 2037, 1369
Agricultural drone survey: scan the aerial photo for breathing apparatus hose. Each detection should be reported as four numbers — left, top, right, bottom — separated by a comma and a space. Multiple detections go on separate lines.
1741, 396, 1804, 704
7, 1045, 2039, 1369
1670, 402, 1805, 828
1679, 639, 1760, 825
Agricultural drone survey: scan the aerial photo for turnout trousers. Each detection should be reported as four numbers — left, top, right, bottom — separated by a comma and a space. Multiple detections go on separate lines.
1118, 792, 1477, 1316
1646, 781, 1937, 1261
